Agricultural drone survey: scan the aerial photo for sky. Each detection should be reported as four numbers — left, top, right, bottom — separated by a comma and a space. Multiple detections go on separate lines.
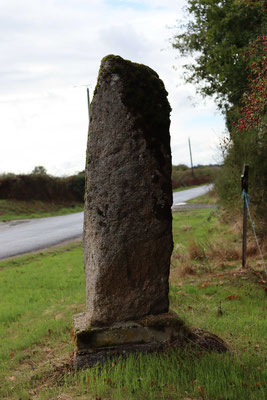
0, 0, 226, 176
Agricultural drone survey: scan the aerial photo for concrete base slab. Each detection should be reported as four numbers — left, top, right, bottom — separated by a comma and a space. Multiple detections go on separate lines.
73, 311, 192, 369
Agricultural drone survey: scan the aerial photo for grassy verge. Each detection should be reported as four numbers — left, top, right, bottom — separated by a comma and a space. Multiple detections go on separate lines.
173, 184, 203, 193
0, 199, 84, 222
0, 210, 266, 399
187, 188, 218, 205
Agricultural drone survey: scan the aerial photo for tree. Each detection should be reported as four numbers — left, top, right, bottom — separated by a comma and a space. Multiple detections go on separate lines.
31, 166, 47, 175
172, 0, 267, 232
234, 34, 267, 132
222, 33, 267, 228
172, 0, 266, 111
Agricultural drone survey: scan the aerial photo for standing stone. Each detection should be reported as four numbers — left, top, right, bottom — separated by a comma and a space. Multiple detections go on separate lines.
73, 55, 228, 368
83, 55, 173, 326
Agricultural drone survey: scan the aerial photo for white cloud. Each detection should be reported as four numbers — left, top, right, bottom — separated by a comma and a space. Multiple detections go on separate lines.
0, 0, 225, 176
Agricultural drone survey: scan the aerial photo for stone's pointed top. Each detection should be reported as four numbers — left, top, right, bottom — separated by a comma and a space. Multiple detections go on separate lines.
94, 55, 171, 162
99, 54, 159, 78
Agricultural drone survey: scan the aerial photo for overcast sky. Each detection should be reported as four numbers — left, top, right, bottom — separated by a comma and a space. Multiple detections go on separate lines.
0, 0, 225, 176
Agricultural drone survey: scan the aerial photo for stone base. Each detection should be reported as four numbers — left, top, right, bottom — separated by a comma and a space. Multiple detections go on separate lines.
73, 311, 228, 369
73, 311, 193, 369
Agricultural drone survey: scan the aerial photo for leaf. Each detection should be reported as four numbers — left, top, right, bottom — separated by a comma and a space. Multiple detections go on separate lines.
70, 326, 75, 339
6, 376, 16, 381
104, 377, 113, 386
226, 294, 241, 300
197, 385, 205, 397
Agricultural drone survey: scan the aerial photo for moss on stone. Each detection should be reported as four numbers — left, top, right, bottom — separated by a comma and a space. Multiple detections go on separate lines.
94, 54, 172, 167
138, 311, 185, 329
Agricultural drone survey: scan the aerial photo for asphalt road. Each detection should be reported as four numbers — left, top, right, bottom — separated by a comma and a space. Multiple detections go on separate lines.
173, 184, 213, 205
0, 184, 212, 260
0, 212, 84, 260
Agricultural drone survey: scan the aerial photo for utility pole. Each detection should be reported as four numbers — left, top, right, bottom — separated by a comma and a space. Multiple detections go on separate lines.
241, 164, 249, 268
188, 137, 194, 177
87, 88, 90, 122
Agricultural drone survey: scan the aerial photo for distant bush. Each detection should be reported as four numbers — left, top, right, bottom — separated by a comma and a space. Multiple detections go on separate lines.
0, 165, 218, 203
172, 165, 220, 190
0, 172, 85, 202
31, 166, 48, 175
67, 173, 85, 202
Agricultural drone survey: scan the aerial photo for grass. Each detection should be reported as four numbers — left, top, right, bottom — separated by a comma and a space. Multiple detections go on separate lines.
0, 199, 84, 222
0, 209, 266, 399
173, 184, 203, 192
187, 188, 218, 205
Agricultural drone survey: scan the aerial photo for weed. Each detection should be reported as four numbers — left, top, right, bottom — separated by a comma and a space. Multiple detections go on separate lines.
188, 239, 206, 261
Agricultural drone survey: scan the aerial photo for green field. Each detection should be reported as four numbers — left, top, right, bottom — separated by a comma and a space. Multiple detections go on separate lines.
0, 209, 266, 399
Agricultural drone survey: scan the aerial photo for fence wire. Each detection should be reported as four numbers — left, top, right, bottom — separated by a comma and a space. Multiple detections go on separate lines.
242, 190, 267, 276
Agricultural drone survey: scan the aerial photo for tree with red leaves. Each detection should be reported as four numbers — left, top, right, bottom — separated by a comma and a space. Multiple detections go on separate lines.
235, 35, 267, 132
172, 0, 267, 231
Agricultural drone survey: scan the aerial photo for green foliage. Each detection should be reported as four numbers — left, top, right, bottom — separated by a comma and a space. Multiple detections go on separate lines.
172, 164, 219, 189
173, 163, 188, 171
0, 172, 85, 203
172, 0, 265, 110
67, 173, 85, 202
234, 35, 267, 131
216, 122, 267, 233
173, 0, 266, 232
31, 165, 47, 175
218, 32, 267, 233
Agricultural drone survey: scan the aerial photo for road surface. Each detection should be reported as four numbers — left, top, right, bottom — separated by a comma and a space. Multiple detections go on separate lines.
173, 184, 213, 205
0, 184, 212, 260
0, 212, 84, 260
